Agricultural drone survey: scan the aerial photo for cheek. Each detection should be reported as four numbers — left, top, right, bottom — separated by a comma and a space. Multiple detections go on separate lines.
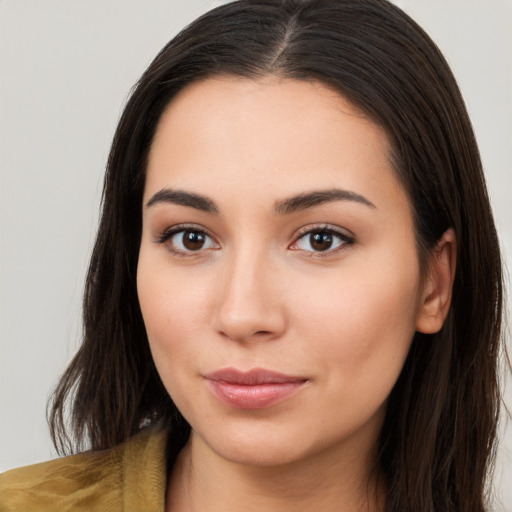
290, 256, 420, 390
136, 255, 211, 375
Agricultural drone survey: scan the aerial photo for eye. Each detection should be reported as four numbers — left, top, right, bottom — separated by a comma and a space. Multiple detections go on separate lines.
290, 226, 354, 254
156, 226, 219, 255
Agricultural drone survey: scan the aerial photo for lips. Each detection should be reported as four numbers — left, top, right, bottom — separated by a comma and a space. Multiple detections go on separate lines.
204, 368, 308, 409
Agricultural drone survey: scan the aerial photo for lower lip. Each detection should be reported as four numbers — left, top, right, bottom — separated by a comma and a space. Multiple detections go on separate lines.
206, 380, 306, 409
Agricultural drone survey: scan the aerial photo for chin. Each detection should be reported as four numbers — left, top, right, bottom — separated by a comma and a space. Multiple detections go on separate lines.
191, 419, 318, 468
208, 438, 310, 468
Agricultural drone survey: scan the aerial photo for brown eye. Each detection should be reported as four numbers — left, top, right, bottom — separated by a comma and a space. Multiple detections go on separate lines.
292, 227, 353, 254
309, 231, 333, 251
160, 228, 219, 254
182, 230, 206, 250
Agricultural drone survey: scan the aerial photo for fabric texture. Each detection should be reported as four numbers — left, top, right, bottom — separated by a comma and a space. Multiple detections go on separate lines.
0, 426, 168, 512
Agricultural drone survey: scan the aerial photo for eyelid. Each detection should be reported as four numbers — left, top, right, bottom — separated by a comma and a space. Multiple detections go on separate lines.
154, 223, 209, 242
289, 224, 355, 255
293, 223, 354, 240
153, 222, 354, 257
154, 223, 220, 256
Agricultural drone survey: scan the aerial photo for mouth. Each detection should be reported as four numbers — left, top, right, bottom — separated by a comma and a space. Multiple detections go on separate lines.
203, 367, 308, 409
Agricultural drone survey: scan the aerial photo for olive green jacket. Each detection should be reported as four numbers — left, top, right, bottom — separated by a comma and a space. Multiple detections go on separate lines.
0, 427, 168, 512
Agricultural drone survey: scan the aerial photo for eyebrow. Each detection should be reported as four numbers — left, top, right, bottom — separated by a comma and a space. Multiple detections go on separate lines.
273, 188, 376, 215
146, 189, 219, 214
145, 187, 375, 215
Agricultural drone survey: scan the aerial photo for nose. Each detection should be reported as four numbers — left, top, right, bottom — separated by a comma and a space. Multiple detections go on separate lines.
212, 249, 287, 343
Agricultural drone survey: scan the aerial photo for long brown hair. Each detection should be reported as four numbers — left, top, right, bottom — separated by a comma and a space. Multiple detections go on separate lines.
48, 1, 504, 510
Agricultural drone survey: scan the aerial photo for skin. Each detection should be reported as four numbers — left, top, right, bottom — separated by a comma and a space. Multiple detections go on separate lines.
137, 76, 456, 512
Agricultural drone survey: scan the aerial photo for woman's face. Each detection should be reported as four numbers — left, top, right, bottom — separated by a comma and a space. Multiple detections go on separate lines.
137, 77, 429, 468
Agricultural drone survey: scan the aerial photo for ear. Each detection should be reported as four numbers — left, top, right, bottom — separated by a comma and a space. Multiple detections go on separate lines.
415, 228, 457, 334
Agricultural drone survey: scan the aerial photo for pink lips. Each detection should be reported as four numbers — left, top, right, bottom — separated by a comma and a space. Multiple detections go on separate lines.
204, 368, 307, 409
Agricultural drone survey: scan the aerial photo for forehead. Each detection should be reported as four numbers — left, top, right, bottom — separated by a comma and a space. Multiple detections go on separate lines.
145, 76, 408, 215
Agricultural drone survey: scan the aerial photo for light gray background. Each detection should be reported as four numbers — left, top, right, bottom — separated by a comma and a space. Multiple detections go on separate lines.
1, 0, 511, 508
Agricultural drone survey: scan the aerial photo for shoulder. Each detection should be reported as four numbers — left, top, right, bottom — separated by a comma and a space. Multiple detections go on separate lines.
0, 425, 168, 512
0, 446, 122, 512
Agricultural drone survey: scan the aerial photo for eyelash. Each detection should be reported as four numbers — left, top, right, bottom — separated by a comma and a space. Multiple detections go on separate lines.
154, 223, 354, 258
291, 225, 355, 257
154, 224, 217, 257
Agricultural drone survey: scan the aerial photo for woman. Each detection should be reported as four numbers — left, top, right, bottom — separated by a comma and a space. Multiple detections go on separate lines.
0, 0, 504, 511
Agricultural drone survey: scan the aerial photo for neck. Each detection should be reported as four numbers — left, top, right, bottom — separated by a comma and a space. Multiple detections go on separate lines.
166, 431, 386, 512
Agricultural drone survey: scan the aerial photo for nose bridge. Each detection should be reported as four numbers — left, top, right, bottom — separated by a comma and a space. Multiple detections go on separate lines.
213, 243, 285, 342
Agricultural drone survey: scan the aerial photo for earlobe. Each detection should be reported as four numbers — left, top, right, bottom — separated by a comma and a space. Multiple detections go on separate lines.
415, 228, 457, 334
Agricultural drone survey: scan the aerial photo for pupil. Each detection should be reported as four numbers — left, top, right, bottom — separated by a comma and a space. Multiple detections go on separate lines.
311, 232, 332, 251
183, 231, 205, 250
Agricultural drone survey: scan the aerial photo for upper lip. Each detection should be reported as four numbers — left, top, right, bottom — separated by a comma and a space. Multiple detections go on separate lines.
204, 367, 307, 385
